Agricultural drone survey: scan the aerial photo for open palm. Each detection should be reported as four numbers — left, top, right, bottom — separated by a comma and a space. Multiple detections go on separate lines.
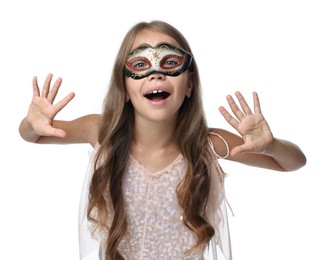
26, 74, 75, 138
219, 91, 273, 156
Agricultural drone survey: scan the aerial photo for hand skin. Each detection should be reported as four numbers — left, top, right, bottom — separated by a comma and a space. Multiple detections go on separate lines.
19, 74, 306, 172
213, 91, 306, 171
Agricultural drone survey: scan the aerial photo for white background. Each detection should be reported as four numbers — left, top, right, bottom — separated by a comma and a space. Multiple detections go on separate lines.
1, 0, 320, 259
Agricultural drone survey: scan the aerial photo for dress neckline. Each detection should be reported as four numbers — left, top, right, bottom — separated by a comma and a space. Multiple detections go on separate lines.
129, 153, 184, 177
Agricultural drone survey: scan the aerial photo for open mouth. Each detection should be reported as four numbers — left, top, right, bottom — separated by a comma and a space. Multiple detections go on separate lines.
144, 90, 171, 101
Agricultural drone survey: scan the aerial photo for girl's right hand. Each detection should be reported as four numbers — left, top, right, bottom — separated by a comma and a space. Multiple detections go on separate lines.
26, 73, 75, 138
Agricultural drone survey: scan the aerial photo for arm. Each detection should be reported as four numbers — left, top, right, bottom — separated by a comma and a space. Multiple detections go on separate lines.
19, 115, 99, 146
19, 73, 99, 147
211, 91, 306, 172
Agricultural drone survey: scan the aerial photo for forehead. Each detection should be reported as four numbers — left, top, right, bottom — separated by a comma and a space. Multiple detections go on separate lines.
130, 29, 181, 51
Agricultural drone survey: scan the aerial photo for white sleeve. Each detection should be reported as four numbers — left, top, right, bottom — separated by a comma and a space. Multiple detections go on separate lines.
78, 144, 101, 260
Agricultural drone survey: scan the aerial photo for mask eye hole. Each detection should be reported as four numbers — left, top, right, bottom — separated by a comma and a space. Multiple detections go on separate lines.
160, 55, 184, 70
126, 57, 151, 72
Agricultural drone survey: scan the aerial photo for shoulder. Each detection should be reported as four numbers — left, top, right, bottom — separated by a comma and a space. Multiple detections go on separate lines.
208, 128, 243, 159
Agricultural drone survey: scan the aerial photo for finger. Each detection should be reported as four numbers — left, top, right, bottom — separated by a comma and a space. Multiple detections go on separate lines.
32, 76, 40, 97
43, 125, 67, 138
235, 91, 252, 115
219, 106, 239, 130
52, 129, 67, 138
252, 91, 262, 114
41, 73, 53, 98
47, 77, 63, 103
226, 94, 245, 121
230, 144, 249, 156
53, 92, 75, 113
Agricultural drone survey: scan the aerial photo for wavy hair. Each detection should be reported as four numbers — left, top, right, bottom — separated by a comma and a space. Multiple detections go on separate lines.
87, 20, 214, 259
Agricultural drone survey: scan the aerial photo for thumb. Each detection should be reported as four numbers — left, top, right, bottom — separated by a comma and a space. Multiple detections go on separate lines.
230, 145, 248, 156
43, 126, 67, 138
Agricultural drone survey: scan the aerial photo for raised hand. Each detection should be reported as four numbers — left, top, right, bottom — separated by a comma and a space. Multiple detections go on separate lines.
219, 91, 273, 156
26, 73, 75, 138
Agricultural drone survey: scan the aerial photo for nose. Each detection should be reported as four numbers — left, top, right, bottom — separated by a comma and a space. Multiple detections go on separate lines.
147, 72, 166, 80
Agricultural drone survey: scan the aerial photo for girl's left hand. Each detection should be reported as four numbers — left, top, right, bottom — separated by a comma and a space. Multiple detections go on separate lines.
219, 91, 274, 156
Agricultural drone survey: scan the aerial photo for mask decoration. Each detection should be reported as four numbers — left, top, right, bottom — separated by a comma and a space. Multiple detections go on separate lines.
124, 42, 193, 80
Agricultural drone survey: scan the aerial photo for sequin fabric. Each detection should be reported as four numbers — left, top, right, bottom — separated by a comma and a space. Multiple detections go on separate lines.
115, 154, 202, 259
79, 139, 232, 260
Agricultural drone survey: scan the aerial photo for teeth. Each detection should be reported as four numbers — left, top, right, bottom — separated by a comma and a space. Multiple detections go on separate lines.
150, 90, 163, 94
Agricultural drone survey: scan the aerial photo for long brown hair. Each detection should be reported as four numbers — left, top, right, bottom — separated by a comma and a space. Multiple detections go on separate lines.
87, 20, 214, 259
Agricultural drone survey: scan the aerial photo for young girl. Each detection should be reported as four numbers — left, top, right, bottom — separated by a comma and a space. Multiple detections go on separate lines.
19, 20, 306, 260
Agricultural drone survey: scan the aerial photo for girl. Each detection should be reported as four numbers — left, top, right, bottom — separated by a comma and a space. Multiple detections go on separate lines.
19, 20, 306, 260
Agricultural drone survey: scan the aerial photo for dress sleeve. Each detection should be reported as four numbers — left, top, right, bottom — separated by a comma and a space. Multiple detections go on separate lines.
204, 133, 233, 260
78, 143, 101, 260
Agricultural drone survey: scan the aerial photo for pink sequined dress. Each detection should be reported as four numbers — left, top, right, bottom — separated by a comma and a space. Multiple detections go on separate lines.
79, 134, 232, 260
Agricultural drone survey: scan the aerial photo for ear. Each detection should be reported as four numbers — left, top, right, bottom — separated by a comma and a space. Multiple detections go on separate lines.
125, 93, 130, 102
186, 72, 193, 98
